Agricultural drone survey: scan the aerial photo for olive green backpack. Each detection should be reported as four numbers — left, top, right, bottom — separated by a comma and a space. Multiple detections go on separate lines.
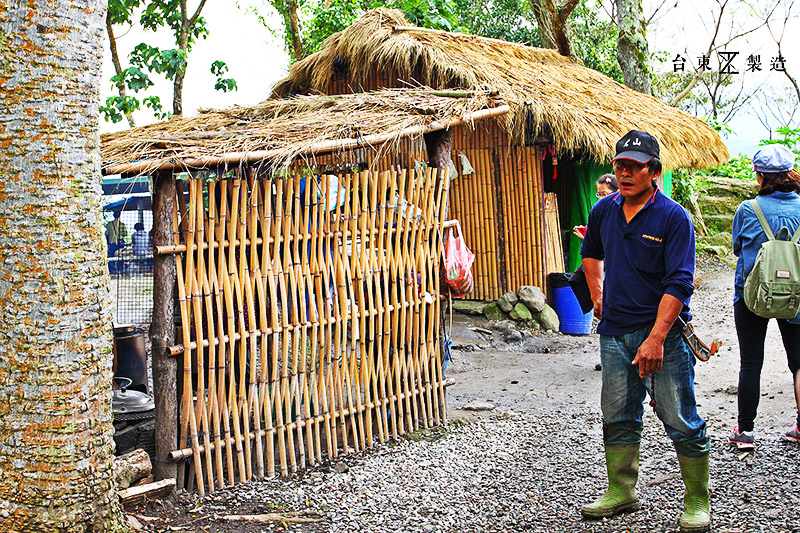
743, 199, 800, 319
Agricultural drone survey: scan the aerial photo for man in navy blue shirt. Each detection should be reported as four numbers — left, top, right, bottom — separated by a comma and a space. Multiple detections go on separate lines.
580, 130, 710, 532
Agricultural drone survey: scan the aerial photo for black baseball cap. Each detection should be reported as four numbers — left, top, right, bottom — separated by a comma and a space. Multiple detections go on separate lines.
613, 130, 660, 164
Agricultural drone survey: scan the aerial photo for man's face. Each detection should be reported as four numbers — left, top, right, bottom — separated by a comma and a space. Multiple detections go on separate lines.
613, 159, 658, 201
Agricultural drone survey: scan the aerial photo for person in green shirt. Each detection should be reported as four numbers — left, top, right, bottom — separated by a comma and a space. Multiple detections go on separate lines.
105, 210, 129, 257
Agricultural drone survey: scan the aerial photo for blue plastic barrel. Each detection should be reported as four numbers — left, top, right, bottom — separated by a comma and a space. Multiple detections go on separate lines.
548, 273, 593, 335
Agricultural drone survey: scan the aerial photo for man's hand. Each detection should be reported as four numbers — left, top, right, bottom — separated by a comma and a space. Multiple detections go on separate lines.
582, 258, 604, 320
592, 295, 603, 319
632, 335, 664, 378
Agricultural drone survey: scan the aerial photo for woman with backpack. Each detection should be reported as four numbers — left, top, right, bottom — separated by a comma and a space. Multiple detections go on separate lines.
729, 144, 800, 449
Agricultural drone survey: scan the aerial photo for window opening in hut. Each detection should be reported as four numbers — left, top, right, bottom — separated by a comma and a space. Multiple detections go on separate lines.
105, 190, 154, 326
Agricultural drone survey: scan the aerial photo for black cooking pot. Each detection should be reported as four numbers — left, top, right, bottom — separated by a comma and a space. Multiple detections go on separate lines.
113, 327, 148, 393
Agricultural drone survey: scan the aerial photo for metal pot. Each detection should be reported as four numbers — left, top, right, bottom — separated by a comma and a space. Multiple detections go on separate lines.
113, 327, 148, 393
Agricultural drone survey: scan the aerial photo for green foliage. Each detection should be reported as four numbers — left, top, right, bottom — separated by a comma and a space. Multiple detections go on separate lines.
100, 95, 140, 124
387, 0, 459, 30
702, 116, 733, 139
760, 126, 800, 155
143, 95, 171, 120
107, 0, 143, 24
211, 60, 238, 93
130, 44, 187, 80
568, 0, 622, 83
301, 0, 369, 56
298, 0, 459, 57
103, 0, 237, 123
670, 167, 695, 206
696, 155, 754, 181
453, 0, 539, 44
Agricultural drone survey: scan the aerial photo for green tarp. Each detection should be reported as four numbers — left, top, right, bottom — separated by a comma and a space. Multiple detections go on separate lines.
566, 163, 673, 272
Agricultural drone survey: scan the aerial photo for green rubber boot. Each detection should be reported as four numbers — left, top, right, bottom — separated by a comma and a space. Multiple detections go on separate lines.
581, 445, 640, 519
677, 453, 710, 532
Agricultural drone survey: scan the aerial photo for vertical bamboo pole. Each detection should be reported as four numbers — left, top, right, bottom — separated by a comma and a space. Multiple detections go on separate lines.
189, 178, 215, 491
373, 170, 391, 443
382, 170, 401, 440
332, 174, 351, 454
299, 172, 320, 465
257, 177, 277, 477
224, 178, 248, 482
270, 180, 290, 476
344, 172, 366, 452
245, 176, 265, 479
316, 173, 335, 459
176, 178, 205, 495
204, 181, 227, 488
433, 167, 450, 423
212, 182, 237, 484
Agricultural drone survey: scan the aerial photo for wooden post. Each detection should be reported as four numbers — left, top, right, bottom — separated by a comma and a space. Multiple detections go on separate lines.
151, 170, 178, 482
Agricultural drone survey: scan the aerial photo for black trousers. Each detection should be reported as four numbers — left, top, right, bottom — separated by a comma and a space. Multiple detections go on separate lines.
733, 299, 800, 432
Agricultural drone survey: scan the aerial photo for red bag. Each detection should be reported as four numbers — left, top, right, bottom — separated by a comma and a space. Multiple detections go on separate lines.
444, 221, 475, 297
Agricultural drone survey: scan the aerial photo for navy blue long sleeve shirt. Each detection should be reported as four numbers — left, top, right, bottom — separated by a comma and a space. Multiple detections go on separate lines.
580, 187, 695, 335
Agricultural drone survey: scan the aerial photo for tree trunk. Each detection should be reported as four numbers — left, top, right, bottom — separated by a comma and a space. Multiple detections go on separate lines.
0, 1, 127, 531
106, 10, 136, 128
173, 26, 188, 117
615, 0, 652, 94
529, 0, 580, 58
287, 0, 304, 61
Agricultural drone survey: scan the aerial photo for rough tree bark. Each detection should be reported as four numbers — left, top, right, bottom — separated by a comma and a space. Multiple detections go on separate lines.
529, 0, 580, 58
615, 0, 652, 95
0, 0, 128, 531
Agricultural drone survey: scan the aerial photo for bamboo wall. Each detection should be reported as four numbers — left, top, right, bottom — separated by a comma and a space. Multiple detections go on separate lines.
169, 168, 448, 493
325, 69, 556, 300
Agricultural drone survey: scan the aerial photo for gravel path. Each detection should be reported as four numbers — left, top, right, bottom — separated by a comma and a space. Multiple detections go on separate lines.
134, 257, 800, 532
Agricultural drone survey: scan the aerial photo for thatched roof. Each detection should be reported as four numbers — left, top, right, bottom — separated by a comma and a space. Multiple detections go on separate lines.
272, 9, 729, 169
101, 89, 508, 175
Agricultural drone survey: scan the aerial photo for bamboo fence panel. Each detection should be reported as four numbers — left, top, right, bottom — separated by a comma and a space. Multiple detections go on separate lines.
170, 168, 448, 492
544, 192, 565, 278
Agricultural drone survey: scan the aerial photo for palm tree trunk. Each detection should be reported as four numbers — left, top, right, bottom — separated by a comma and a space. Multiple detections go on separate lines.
0, 1, 127, 531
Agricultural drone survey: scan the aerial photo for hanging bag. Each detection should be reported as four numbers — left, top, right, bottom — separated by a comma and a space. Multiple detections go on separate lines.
444, 220, 475, 297
743, 199, 800, 319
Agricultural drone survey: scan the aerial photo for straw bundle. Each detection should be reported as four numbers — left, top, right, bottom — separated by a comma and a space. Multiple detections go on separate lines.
273, 8, 729, 170
101, 89, 506, 175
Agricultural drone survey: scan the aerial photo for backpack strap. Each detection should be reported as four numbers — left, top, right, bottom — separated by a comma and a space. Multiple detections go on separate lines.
793, 222, 800, 244
749, 199, 775, 241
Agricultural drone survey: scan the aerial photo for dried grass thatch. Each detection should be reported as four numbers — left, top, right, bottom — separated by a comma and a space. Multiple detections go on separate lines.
272, 8, 729, 169
101, 89, 507, 175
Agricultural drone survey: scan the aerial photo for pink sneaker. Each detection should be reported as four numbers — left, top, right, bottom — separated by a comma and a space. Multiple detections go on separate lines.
729, 427, 755, 449
784, 425, 800, 443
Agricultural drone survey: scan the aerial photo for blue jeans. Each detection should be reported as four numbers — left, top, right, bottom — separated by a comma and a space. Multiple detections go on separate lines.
600, 323, 709, 457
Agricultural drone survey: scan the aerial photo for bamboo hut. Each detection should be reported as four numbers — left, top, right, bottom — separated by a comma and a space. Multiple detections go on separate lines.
272, 8, 731, 299
101, 89, 509, 492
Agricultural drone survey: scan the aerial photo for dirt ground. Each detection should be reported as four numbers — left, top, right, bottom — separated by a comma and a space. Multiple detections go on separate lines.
447, 254, 799, 434
125, 254, 800, 532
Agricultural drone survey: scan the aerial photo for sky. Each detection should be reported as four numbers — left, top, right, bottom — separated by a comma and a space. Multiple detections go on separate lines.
100, 0, 799, 157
